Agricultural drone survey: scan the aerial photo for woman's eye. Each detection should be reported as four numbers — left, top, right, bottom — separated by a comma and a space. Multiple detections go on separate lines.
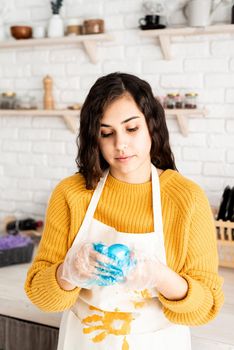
127, 127, 138, 132
100, 132, 113, 138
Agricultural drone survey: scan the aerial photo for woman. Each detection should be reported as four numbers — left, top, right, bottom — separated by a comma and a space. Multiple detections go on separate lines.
25, 72, 224, 350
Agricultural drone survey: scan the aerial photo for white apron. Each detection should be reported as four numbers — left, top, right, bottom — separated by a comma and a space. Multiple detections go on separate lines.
57, 165, 191, 350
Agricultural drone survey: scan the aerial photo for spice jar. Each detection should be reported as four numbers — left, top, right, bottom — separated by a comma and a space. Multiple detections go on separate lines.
184, 93, 198, 109
165, 93, 177, 109
0, 92, 17, 109
175, 94, 183, 109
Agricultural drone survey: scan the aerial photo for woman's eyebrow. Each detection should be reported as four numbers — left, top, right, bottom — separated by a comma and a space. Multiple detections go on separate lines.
100, 116, 140, 127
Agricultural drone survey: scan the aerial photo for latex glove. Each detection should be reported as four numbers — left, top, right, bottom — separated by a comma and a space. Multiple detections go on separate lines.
124, 250, 161, 291
61, 242, 124, 289
93, 242, 136, 283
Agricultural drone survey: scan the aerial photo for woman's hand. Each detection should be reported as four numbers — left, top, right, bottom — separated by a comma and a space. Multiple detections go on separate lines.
124, 250, 161, 290
59, 242, 123, 289
125, 250, 188, 301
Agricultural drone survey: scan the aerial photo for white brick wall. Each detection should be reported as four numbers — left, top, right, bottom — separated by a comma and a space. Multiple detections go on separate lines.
0, 0, 234, 220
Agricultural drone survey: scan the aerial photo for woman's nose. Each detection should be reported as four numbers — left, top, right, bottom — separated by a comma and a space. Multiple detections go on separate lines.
115, 135, 128, 152
117, 144, 128, 153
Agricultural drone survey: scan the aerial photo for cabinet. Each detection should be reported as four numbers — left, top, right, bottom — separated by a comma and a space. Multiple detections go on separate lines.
139, 24, 234, 60
0, 261, 61, 350
0, 33, 114, 63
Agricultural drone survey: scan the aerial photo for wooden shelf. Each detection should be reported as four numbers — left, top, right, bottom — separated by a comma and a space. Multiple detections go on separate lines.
139, 24, 234, 60
0, 108, 207, 135
165, 108, 208, 136
0, 33, 114, 63
0, 109, 79, 133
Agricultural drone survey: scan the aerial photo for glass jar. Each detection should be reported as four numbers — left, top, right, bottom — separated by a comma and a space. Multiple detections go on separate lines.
175, 94, 183, 109
184, 93, 198, 109
165, 93, 177, 109
15, 95, 38, 110
1, 92, 17, 109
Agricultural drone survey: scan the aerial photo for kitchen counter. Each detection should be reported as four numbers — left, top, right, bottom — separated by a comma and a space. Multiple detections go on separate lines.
0, 262, 61, 328
0, 262, 233, 349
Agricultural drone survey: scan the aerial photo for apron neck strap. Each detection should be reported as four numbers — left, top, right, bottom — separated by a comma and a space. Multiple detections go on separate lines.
76, 169, 109, 242
151, 164, 164, 234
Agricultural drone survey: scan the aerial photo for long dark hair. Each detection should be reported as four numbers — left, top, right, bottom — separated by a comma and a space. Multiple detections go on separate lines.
76, 72, 177, 189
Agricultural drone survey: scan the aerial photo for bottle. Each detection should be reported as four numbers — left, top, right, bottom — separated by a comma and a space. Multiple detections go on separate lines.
43, 75, 55, 110
6, 218, 43, 235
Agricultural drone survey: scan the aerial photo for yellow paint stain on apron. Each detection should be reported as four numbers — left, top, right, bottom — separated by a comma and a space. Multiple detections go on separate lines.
92, 331, 107, 342
140, 289, 152, 299
89, 305, 101, 311
122, 336, 129, 350
132, 301, 145, 309
82, 308, 134, 343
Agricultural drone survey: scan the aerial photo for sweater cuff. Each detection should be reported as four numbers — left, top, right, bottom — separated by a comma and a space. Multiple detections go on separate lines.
31, 262, 81, 311
158, 273, 206, 314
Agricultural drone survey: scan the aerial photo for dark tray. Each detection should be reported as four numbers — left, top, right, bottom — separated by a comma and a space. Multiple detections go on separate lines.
0, 243, 34, 267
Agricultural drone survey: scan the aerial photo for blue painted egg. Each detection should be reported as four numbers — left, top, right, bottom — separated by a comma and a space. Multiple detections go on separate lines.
107, 244, 130, 262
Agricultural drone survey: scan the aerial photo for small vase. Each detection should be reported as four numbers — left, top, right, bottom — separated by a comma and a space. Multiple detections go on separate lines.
47, 14, 64, 38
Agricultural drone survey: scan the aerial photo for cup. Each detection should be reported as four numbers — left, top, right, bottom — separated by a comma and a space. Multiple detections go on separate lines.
139, 14, 160, 27
33, 26, 46, 39
183, 0, 212, 27
83, 19, 104, 34
66, 25, 82, 36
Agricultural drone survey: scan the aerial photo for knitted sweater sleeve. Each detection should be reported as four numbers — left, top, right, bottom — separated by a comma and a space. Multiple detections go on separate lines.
24, 182, 81, 312
158, 187, 224, 326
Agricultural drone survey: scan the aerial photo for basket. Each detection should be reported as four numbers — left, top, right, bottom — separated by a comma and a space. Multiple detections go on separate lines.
0, 242, 34, 267
215, 219, 234, 268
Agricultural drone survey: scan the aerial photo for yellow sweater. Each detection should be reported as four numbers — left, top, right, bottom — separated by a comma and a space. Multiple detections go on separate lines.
25, 169, 224, 326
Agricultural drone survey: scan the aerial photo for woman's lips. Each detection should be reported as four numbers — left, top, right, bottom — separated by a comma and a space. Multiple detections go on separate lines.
115, 155, 134, 162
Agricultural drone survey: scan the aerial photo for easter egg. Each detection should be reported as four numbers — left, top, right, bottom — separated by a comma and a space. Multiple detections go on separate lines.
107, 244, 130, 262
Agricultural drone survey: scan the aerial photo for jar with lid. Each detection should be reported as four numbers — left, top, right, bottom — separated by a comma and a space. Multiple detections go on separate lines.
165, 93, 177, 109
16, 95, 38, 110
184, 93, 198, 109
175, 94, 183, 109
0, 92, 17, 109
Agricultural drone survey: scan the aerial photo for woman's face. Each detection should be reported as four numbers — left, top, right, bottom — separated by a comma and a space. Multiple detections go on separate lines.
98, 94, 152, 183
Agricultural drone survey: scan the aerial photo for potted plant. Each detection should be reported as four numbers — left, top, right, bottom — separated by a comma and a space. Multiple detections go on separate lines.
47, 0, 64, 38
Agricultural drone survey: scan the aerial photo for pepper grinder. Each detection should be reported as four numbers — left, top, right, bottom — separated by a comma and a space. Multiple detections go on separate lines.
43, 75, 54, 110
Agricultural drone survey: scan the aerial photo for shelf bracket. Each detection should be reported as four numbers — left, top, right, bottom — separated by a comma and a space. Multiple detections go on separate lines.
63, 114, 78, 133
158, 35, 171, 60
82, 40, 98, 64
175, 114, 188, 136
